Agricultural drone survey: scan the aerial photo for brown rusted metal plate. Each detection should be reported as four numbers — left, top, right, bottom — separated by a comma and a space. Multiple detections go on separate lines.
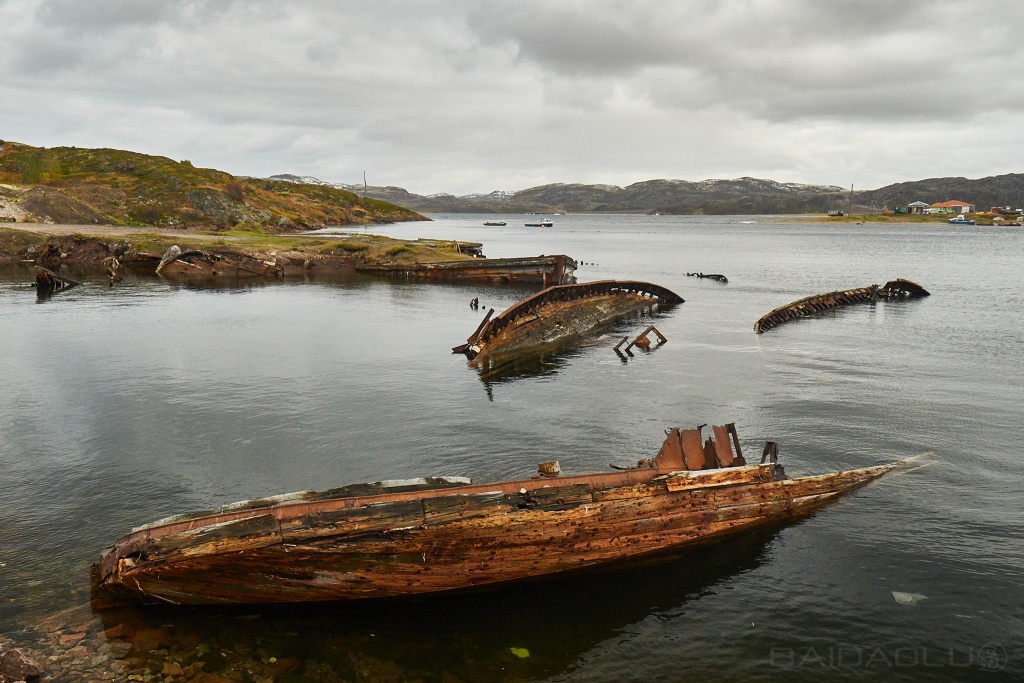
703, 439, 719, 470
654, 428, 685, 470
712, 425, 736, 467
681, 429, 706, 470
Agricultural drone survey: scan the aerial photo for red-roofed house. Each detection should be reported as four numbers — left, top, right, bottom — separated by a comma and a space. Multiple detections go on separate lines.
927, 200, 975, 214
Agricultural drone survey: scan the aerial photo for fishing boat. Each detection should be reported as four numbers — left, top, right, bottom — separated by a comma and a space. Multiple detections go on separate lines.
948, 215, 976, 225
97, 423, 904, 605
483, 221, 506, 226
525, 219, 553, 227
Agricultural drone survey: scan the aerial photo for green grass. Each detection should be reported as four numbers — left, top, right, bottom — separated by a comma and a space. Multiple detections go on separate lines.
0, 142, 428, 230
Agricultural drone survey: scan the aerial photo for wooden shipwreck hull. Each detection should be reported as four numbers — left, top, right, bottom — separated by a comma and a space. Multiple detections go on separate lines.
155, 248, 284, 280
357, 255, 577, 286
754, 278, 930, 333
97, 424, 901, 605
454, 280, 684, 364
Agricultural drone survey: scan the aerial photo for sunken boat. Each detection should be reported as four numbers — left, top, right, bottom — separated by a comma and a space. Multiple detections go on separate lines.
358, 254, 577, 286
155, 247, 284, 280
453, 280, 683, 365
97, 423, 904, 605
754, 278, 930, 333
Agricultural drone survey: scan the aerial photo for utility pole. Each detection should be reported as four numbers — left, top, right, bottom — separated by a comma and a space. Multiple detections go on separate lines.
363, 171, 368, 199
849, 183, 854, 214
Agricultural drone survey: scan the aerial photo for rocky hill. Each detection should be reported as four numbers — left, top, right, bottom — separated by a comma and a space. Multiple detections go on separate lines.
0, 143, 426, 229
272, 172, 1024, 215
855, 174, 1024, 213
271, 175, 857, 214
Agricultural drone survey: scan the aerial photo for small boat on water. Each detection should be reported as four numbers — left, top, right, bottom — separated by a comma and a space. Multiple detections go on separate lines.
97, 423, 906, 605
483, 221, 506, 227
949, 215, 976, 225
525, 219, 554, 227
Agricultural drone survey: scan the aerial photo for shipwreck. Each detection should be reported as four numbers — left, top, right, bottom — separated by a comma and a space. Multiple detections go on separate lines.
754, 278, 930, 333
453, 280, 684, 365
358, 254, 577, 286
97, 423, 906, 605
96, 423, 909, 606
155, 247, 284, 280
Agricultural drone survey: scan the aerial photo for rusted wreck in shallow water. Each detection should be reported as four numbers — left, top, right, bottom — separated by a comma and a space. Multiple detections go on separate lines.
453, 280, 684, 365
156, 246, 284, 280
97, 423, 906, 605
358, 254, 577, 286
754, 278, 930, 334
687, 272, 728, 283
34, 266, 81, 295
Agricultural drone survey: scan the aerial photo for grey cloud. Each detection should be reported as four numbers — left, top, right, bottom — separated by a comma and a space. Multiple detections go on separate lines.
2, 0, 1023, 194
35, 0, 172, 31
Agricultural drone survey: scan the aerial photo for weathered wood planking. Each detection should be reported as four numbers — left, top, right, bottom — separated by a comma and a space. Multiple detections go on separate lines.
101, 458, 898, 604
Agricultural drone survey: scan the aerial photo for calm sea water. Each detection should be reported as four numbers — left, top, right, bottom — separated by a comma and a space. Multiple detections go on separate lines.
1, 215, 1022, 681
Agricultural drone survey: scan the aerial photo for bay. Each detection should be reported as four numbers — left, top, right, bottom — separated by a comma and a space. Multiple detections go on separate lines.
0, 214, 1021, 681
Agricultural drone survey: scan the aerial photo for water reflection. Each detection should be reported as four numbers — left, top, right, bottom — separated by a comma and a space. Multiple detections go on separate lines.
85, 527, 782, 682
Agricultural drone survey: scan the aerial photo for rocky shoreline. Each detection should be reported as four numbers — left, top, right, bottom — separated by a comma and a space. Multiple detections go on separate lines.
0, 224, 480, 278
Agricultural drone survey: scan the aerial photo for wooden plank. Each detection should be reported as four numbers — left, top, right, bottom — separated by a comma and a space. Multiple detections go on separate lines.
423, 491, 512, 526
512, 483, 594, 511
279, 499, 424, 542
145, 514, 281, 560
664, 464, 773, 492
680, 429, 706, 470
654, 428, 686, 470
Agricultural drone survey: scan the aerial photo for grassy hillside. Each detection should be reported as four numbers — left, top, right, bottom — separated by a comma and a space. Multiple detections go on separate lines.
0, 142, 427, 229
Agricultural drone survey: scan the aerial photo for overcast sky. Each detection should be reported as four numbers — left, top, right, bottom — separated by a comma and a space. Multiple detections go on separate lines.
2, 0, 1023, 195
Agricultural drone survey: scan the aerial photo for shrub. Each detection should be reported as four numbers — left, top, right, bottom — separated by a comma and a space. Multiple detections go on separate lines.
384, 245, 413, 257
335, 241, 371, 253
132, 203, 167, 224
224, 181, 245, 203
20, 153, 62, 183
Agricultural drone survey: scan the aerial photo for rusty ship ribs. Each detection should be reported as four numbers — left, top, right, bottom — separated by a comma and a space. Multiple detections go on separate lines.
155, 249, 284, 279
454, 280, 685, 363
357, 255, 577, 285
754, 278, 930, 333
98, 424, 900, 605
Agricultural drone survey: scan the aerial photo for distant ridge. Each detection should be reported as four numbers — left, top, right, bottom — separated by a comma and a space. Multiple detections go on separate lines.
270, 173, 1024, 215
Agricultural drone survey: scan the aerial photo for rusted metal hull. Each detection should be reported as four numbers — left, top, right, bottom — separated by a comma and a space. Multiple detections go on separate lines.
358, 255, 577, 285
98, 425, 901, 605
156, 250, 284, 280
754, 278, 929, 333
455, 280, 684, 362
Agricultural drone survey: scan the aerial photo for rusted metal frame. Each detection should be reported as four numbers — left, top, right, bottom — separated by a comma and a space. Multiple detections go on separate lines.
754, 285, 879, 333
34, 266, 82, 292
624, 324, 667, 352
475, 280, 683, 346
